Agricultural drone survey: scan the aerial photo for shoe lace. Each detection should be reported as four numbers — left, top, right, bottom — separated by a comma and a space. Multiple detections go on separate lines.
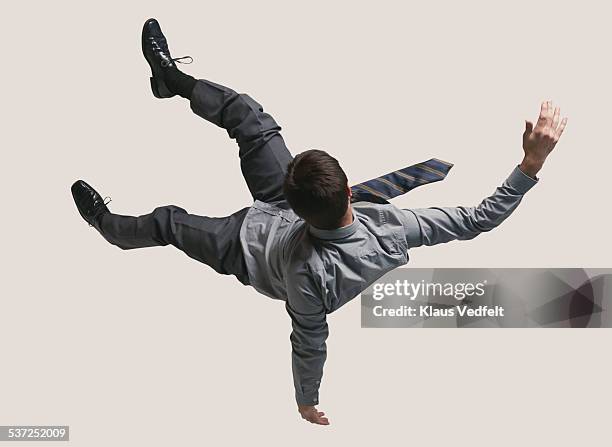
161, 55, 193, 68
172, 56, 193, 64
88, 196, 112, 227
149, 36, 194, 67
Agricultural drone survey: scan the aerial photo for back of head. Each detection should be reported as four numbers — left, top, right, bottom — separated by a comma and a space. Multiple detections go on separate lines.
283, 149, 349, 230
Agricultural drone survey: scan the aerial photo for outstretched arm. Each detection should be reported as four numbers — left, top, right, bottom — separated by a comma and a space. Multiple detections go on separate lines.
402, 101, 567, 247
286, 297, 330, 425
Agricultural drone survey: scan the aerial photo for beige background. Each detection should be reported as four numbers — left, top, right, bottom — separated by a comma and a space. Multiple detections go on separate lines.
1, 0, 611, 445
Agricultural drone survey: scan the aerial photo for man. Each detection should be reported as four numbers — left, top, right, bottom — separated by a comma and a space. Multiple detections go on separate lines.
71, 18, 567, 426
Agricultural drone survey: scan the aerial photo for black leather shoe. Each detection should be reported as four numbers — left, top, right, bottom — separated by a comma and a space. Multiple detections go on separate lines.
71, 180, 111, 227
142, 18, 192, 98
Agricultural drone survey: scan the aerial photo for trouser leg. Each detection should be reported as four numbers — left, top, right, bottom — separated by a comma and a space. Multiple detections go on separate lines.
94, 206, 250, 285
189, 79, 294, 203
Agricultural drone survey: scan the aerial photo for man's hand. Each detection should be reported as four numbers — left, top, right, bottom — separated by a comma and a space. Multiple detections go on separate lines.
520, 100, 568, 178
298, 405, 330, 425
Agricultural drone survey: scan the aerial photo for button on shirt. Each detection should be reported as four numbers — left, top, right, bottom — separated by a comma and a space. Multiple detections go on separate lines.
238, 165, 538, 405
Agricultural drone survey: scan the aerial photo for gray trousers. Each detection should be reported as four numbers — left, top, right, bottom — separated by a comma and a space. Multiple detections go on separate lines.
95, 79, 294, 285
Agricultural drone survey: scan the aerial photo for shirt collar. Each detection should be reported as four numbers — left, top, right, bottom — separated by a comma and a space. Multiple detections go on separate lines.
308, 210, 358, 240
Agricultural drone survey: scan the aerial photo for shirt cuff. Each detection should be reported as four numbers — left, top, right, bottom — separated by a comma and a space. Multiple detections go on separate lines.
507, 164, 539, 194
295, 386, 320, 406
399, 208, 423, 249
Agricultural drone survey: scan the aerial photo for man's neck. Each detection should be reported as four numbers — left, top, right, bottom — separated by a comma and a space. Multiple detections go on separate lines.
337, 205, 354, 228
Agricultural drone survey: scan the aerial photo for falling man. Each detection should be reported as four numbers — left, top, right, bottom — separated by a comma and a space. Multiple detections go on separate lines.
71, 18, 568, 425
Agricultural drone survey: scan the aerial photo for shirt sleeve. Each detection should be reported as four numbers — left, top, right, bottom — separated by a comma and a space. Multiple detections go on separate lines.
401, 165, 539, 248
285, 293, 329, 406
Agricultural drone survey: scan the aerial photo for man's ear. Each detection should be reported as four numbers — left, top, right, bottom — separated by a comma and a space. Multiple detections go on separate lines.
346, 183, 352, 199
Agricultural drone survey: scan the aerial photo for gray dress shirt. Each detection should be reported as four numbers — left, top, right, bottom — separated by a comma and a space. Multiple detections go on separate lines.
239, 165, 538, 405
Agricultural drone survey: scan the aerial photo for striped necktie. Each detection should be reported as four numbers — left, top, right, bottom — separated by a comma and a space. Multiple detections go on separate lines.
351, 158, 453, 204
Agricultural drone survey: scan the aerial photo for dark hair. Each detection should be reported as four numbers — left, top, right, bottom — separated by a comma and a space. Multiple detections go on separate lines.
283, 149, 349, 229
